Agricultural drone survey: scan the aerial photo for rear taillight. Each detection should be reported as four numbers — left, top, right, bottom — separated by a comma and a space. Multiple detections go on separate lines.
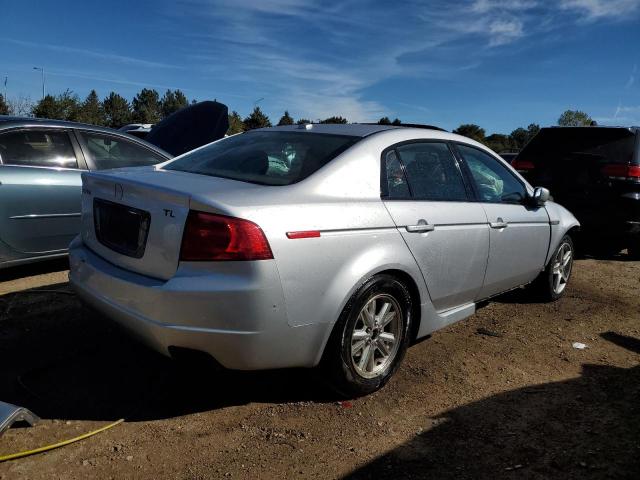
180, 211, 273, 261
511, 158, 535, 173
601, 163, 640, 180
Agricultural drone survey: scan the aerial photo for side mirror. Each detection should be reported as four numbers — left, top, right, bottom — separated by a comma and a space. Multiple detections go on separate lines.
531, 187, 550, 206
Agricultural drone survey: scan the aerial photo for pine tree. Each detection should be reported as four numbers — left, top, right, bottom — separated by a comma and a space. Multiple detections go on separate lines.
319, 116, 348, 124
277, 111, 294, 126
227, 111, 244, 135
32, 90, 80, 121
161, 89, 189, 118
77, 90, 106, 125
132, 88, 161, 124
0, 94, 9, 115
103, 92, 132, 128
243, 107, 272, 130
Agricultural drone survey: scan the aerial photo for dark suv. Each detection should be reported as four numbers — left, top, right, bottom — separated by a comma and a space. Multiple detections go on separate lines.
512, 126, 640, 257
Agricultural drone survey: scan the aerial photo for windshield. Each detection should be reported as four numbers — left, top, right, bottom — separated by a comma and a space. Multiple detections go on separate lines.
164, 131, 360, 185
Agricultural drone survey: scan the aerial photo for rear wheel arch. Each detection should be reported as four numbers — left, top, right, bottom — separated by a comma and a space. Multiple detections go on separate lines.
317, 268, 422, 365
377, 269, 422, 343
319, 271, 417, 396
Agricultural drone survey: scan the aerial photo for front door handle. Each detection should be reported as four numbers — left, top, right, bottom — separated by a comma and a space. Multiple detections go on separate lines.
406, 220, 435, 233
490, 217, 508, 229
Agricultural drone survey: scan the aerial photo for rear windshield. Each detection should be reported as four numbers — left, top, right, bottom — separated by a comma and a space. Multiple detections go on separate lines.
518, 128, 638, 165
164, 131, 360, 185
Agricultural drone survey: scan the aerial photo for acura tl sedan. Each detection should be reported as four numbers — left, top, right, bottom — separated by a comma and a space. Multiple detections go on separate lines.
69, 123, 579, 396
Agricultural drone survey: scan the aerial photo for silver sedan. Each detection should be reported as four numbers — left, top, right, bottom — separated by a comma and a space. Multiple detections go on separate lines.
69, 123, 579, 396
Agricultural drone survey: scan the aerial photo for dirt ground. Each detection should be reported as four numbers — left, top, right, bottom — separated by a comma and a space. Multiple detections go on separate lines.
0, 255, 638, 479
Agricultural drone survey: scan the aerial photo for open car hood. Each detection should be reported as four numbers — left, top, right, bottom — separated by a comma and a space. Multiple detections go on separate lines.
145, 101, 229, 157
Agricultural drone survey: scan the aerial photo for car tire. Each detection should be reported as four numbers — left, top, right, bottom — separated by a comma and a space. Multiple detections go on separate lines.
321, 274, 413, 398
530, 234, 575, 302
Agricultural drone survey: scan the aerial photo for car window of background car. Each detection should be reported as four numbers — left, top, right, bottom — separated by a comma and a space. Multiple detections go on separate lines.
394, 142, 467, 201
518, 128, 637, 166
79, 132, 166, 170
458, 144, 526, 203
384, 150, 411, 198
165, 131, 359, 186
0, 129, 77, 168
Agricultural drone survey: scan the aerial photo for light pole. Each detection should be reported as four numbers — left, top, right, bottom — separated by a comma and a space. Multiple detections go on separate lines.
33, 66, 45, 99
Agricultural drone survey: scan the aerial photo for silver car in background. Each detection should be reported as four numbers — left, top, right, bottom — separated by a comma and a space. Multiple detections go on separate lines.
0, 117, 171, 268
0, 101, 228, 269
69, 124, 579, 396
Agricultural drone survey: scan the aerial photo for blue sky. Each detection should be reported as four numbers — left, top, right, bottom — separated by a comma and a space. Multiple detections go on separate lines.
2, 0, 640, 133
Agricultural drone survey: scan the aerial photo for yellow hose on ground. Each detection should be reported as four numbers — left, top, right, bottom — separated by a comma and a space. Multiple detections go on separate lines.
0, 418, 124, 462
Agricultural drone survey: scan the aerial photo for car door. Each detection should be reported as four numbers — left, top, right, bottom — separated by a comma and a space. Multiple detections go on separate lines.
381, 141, 490, 312
0, 128, 83, 254
455, 143, 550, 299
75, 130, 168, 170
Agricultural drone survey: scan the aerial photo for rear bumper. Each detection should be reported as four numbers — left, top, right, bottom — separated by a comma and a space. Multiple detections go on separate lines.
68, 239, 328, 370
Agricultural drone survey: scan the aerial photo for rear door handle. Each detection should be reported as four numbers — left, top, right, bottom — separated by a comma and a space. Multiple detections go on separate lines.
406, 221, 435, 233
490, 217, 508, 229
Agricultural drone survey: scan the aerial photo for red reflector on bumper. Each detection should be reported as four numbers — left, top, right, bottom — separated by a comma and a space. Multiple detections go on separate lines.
286, 231, 321, 239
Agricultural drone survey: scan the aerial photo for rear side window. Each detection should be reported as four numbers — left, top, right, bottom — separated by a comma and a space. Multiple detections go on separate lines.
384, 150, 411, 198
457, 144, 526, 203
387, 142, 468, 201
79, 132, 166, 170
0, 129, 77, 168
165, 131, 359, 186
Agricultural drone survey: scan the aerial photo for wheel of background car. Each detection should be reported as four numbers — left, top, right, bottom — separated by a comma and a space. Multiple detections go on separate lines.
530, 234, 574, 301
322, 274, 412, 397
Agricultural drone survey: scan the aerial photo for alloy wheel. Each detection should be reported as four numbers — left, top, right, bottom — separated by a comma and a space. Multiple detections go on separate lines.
350, 294, 403, 379
552, 242, 573, 294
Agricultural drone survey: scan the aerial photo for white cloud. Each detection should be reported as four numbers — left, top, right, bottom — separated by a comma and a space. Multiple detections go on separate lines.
472, 0, 538, 13
170, 0, 640, 122
2, 38, 178, 69
560, 0, 640, 21
625, 64, 637, 89
212, 0, 316, 17
488, 18, 525, 45
595, 104, 640, 124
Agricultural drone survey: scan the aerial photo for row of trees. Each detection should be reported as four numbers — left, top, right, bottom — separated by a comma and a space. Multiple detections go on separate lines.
453, 123, 541, 153
453, 110, 593, 152
0, 88, 191, 128
226, 108, 352, 135
229, 108, 594, 152
0, 90, 594, 150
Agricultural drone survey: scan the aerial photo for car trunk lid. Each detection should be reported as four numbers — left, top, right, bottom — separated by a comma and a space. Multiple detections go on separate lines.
80, 167, 263, 280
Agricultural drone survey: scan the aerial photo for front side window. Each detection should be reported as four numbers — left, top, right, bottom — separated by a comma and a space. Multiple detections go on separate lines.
0, 129, 77, 168
79, 132, 165, 170
458, 144, 526, 203
165, 131, 359, 186
394, 142, 468, 201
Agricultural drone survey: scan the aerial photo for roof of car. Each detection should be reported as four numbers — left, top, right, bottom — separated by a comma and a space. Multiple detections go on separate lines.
258, 123, 447, 137
0, 115, 123, 135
